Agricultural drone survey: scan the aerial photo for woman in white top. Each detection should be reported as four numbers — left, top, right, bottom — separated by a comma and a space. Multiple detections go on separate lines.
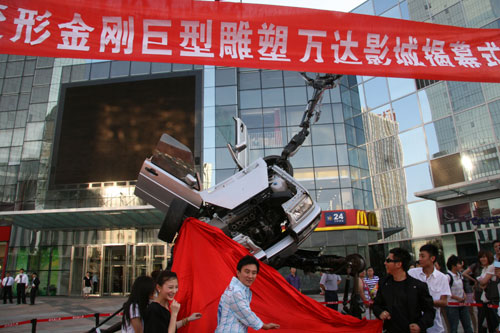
122, 275, 155, 333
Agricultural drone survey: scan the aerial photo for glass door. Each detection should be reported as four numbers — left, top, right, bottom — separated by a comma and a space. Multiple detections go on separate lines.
87, 246, 102, 295
103, 245, 126, 295
69, 246, 85, 296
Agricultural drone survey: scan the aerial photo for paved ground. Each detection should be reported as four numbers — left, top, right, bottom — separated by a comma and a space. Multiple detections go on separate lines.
0, 294, 469, 332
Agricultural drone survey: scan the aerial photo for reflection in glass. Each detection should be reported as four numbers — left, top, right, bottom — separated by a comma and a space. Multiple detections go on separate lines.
463, 145, 500, 181
405, 163, 432, 202
392, 94, 421, 132
293, 168, 315, 190
425, 117, 458, 158
311, 124, 335, 145
263, 107, 286, 127
313, 145, 337, 167
418, 83, 452, 122
316, 189, 342, 210
388, 77, 416, 100
314, 166, 339, 189
364, 77, 390, 110
448, 81, 485, 113
455, 106, 495, 150
409, 200, 440, 238
400, 127, 427, 166
239, 90, 262, 109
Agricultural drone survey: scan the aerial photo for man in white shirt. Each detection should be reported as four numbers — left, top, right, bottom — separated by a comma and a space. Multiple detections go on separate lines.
408, 244, 451, 333
14, 268, 28, 304
2, 272, 14, 304
320, 272, 342, 311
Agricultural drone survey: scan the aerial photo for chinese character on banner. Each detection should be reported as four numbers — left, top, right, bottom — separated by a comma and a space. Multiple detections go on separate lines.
364, 33, 391, 66
220, 21, 253, 60
142, 19, 172, 55
298, 29, 326, 63
57, 13, 94, 51
100, 16, 134, 54
422, 38, 454, 67
331, 30, 362, 64
0, 5, 7, 39
450, 41, 481, 68
478, 42, 500, 67
393, 36, 425, 66
10, 8, 51, 45
180, 20, 214, 58
257, 23, 290, 62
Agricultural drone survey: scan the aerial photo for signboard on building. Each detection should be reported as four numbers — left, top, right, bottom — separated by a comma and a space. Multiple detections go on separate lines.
315, 209, 379, 231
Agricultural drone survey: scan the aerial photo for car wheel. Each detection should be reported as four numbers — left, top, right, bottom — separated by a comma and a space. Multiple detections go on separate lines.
263, 155, 293, 176
158, 198, 188, 243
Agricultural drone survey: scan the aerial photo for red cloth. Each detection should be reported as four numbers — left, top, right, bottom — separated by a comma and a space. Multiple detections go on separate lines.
172, 218, 382, 332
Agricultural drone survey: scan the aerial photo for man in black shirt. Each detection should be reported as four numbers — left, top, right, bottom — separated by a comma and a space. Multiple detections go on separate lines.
373, 248, 435, 333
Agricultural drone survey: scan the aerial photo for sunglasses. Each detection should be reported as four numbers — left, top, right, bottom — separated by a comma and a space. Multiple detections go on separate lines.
385, 258, 400, 263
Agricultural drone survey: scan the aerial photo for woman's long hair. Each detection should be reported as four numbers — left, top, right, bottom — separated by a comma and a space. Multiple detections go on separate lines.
122, 275, 155, 327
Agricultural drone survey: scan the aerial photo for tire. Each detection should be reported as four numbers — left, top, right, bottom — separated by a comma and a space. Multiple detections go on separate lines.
263, 155, 293, 176
158, 198, 188, 243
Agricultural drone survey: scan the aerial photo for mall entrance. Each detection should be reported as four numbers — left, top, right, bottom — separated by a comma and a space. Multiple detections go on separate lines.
69, 243, 169, 296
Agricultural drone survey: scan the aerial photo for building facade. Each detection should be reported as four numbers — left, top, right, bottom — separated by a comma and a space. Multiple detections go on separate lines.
0, 0, 499, 295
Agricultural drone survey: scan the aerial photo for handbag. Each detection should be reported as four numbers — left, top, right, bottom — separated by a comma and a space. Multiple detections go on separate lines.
485, 278, 500, 303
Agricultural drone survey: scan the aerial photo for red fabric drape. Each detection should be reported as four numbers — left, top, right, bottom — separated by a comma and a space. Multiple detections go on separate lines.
171, 218, 382, 332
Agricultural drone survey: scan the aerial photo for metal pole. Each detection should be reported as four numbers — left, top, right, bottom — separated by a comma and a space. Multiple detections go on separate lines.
94, 313, 100, 327
31, 318, 37, 333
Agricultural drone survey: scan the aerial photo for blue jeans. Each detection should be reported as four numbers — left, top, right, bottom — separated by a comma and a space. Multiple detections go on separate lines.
446, 306, 473, 333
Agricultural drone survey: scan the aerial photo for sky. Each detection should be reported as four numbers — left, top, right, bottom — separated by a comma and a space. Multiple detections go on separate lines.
217, 0, 367, 13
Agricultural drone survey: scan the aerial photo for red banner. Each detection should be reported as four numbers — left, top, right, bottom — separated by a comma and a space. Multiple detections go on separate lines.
0, 0, 499, 82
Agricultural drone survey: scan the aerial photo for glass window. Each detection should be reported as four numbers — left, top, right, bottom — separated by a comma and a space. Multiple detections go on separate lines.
288, 126, 311, 146
248, 128, 263, 149
90, 62, 110, 80
425, 117, 458, 158
215, 86, 237, 106
400, 1, 410, 20
315, 104, 333, 124
374, 0, 398, 15
293, 168, 315, 190
463, 145, 500, 181
215, 147, 236, 169
399, 127, 427, 166
263, 127, 287, 148
388, 77, 416, 100
409, 200, 440, 238
151, 62, 171, 74
352, 0, 374, 15
240, 108, 263, 129
364, 77, 390, 109
215, 105, 237, 127
285, 86, 307, 106
418, 83, 451, 122
0, 129, 13, 147
392, 94, 421, 131
448, 81, 485, 113
490, 100, 500, 140
215, 68, 236, 86
311, 124, 335, 145
261, 71, 283, 88
341, 189, 354, 209
21, 141, 42, 160
313, 145, 337, 167
130, 62, 150, 75
381, 5, 401, 18
316, 189, 342, 210
263, 107, 286, 127
239, 71, 261, 90
334, 124, 347, 144
110, 61, 130, 77
405, 162, 432, 202
290, 146, 312, 168
332, 103, 344, 123
455, 105, 495, 150
24, 122, 44, 141
239, 90, 262, 109
215, 125, 233, 147
262, 88, 284, 107
482, 83, 500, 102
314, 166, 339, 189
337, 144, 349, 165
286, 105, 307, 127
283, 71, 304, 86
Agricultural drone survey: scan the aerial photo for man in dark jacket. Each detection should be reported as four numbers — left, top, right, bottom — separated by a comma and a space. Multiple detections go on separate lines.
29, 272, 40, 305
373, 247, 435, 333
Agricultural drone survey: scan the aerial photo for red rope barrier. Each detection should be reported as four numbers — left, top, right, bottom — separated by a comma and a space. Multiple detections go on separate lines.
0, 312, 123, 329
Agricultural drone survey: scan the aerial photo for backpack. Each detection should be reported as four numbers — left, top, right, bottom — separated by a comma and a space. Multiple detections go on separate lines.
446, 271, 469, 294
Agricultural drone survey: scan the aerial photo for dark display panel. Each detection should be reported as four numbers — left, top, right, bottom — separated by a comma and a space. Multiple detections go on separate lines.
52, 74, 197, 185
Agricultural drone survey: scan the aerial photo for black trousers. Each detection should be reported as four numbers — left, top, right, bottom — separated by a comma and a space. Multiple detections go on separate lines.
3, 286, 13, 303
325, 290, 339, 311
478, 302, 498, 333
16, 283, 26, 304
30, 287, 38, 304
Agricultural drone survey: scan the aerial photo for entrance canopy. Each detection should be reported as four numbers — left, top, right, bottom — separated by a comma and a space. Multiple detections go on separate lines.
0, 206, 164, 230
415, 174, 500, 202
0, 0, 499, 82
